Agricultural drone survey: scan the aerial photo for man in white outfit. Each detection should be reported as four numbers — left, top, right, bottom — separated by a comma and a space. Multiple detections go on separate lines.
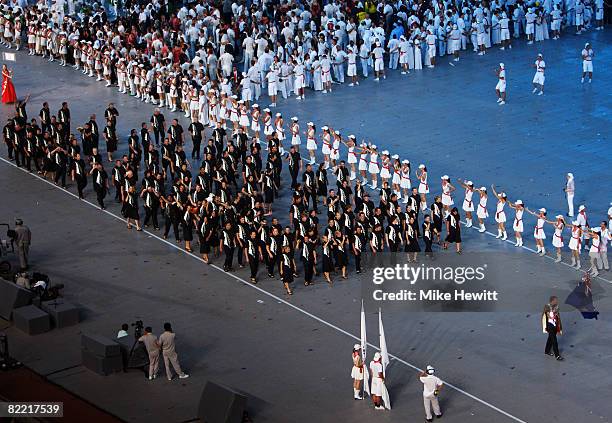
496, 63, 506, 105
419, 365, 443, 422
532, 53, 546, 95
581, 43, 594, 83
564, 173, 575, 217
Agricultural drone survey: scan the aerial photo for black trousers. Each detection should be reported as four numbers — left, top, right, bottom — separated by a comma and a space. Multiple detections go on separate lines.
192, 138, 201, 159
5, 141, 14, 159
267, 254, 277, 276
237, 246, 244, 266
16, 149, 26, 167
76, 176, 87, 199
144, 206, 159, 228
289, 167, 298, 188
114, 182, 122, 201
248, 256, 259, 279
424, 237, 433, 253
304, 191, 317, 212
354, 253, 361, 272
164, 217, 180, 240
24, 153, 34, 171
545, 324, 560, 357
223, 246, 235, 269
153, 128, 163, 145
303, 259, 314, 283
95, 186, 107, 208
54, 165, 66, 187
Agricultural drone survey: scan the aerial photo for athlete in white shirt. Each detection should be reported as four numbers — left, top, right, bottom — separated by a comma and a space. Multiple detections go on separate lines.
532, 53, 546, 95
581, 43, 594, 83
496, 63, 506, 105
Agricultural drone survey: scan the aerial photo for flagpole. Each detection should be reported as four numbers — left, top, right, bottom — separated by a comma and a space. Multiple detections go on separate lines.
360, 300, 370, 398
378, 307, 391, 410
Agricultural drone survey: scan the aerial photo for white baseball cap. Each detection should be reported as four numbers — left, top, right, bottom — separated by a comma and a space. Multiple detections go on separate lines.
426, 365, 435, 374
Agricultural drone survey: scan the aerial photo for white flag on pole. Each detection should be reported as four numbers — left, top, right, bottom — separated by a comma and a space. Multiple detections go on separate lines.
378, 308, 391, 410
360, 300, 370, 397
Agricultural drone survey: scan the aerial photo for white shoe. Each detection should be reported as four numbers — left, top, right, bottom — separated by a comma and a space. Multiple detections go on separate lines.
355, 81, 360, 85
500, 47, 505, 50
499, 100, 505, 105
374, 78, 380, 81
454, 58, 459, 62
501, 233, 507, 241
581, 78, 585, 83
179, 374, 190, 379
322, 90, 328, 93
537, 91, 543, 96
555, 256, 562, 263
495, 233, 501, 239
349, 83, 354, 86
497, 98, 502, 103
479, 226, 486, 233
532, 88, 538, 94
401, 71, 406, 75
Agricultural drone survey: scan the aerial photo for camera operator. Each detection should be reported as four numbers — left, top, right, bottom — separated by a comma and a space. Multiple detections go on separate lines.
13, 218, 31, 271
138, 326, 160, 380
158, 322, 189, 381
117, 323, 129, 339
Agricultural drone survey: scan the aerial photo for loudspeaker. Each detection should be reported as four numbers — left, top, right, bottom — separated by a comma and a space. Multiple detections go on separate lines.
81, 349, 123, 376
12, 305, 51, 335
81, 334, 121, 357
0, 279, 34, 320
198, 381, 247, 423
